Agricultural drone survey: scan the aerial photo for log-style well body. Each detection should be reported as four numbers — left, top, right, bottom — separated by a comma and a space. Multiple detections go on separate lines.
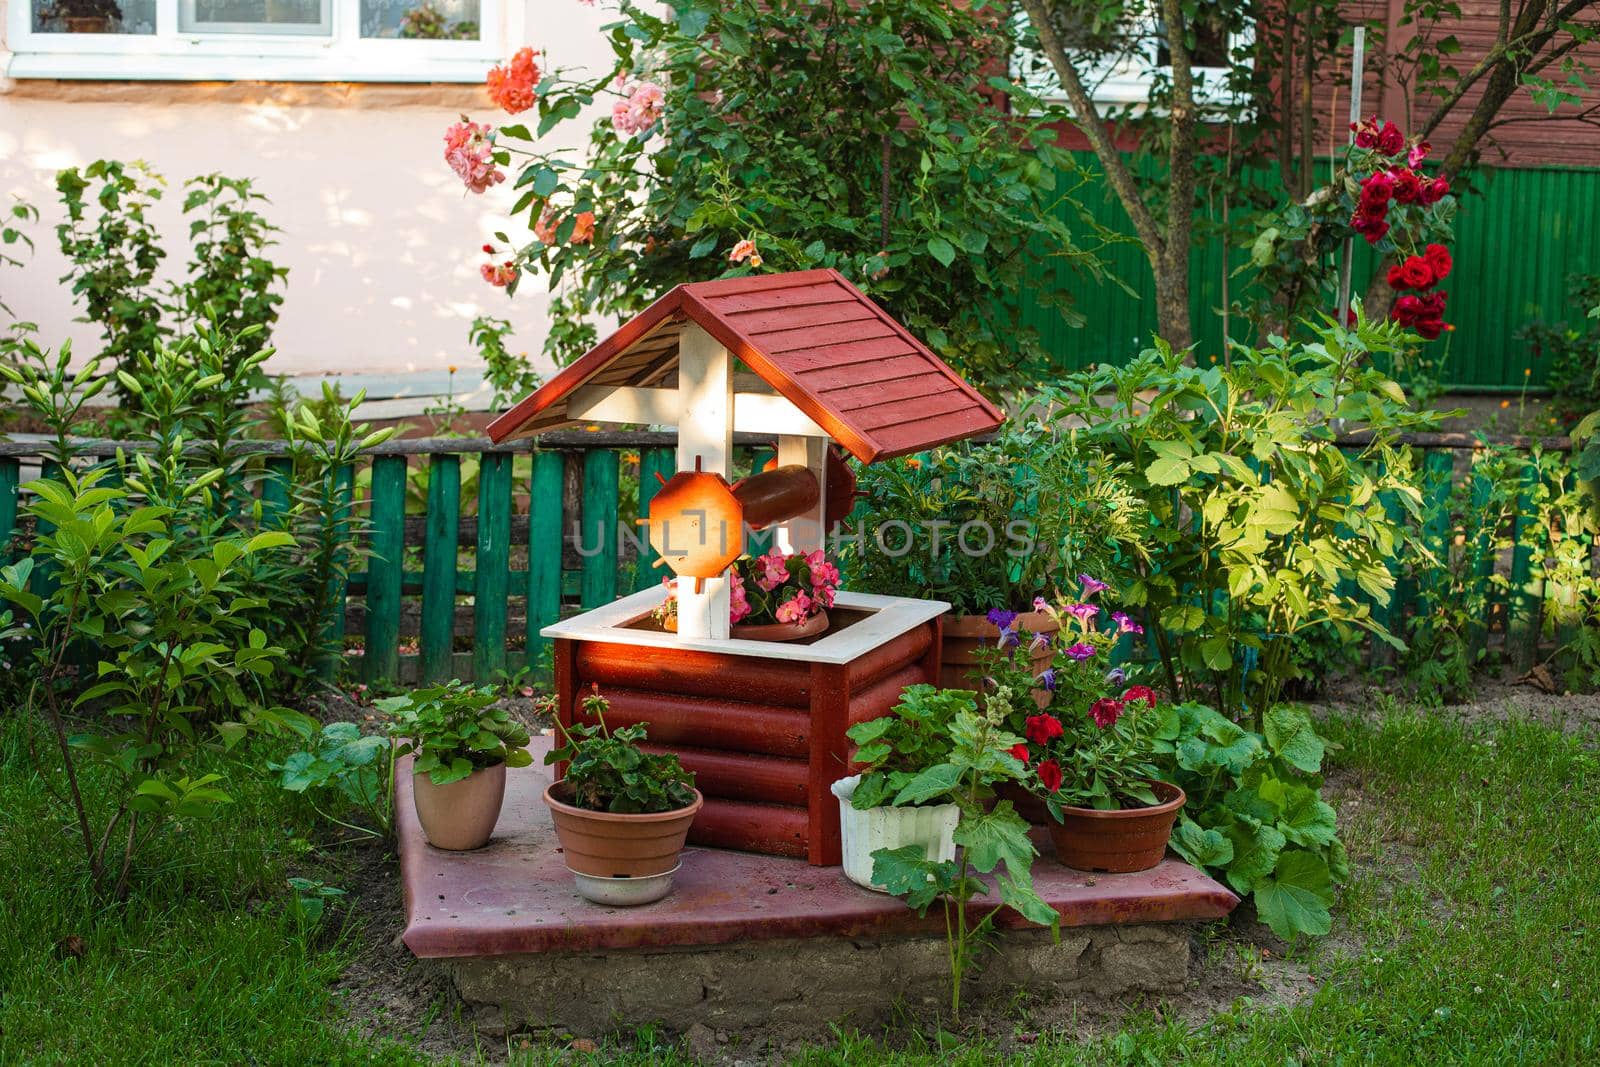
547, 588, 946, 865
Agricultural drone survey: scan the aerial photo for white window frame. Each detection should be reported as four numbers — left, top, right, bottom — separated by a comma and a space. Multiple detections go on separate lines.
1014, 11, 1252, 114
5, 0, 520, 82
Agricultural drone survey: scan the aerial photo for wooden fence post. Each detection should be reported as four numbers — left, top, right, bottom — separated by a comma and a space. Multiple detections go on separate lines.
580, 449, 619, 610
633, 447, 675, 592
0, 457, 17, 559
1508, 460, 1544, 671
474, 451, 513, 683
526, 450, 564, 676
364, 455, 407, 685
317, 463, 354, 682
421, 454, 461, 683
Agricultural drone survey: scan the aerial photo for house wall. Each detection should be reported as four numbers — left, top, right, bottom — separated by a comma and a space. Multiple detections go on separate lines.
0, 1, 618, 383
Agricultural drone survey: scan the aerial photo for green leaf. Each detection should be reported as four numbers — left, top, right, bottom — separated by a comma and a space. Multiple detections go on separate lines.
1264, 705, 1325, 773
1253, 849, 1334, 939
1223, 818, 1286, 895
1170, 817, 1234, 869
892, 763, 963, 806
1146, 455, 1190, 486
925, 236, 956, 267
869, 845, 960, 914
953, 804, 1035, 876
1273, 783, 1339, 848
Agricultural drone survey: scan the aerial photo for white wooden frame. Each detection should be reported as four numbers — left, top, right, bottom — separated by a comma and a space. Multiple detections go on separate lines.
4, 0, 515, 81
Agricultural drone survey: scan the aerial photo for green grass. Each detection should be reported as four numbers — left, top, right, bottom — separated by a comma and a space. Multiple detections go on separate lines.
3, 706, 1597, 1065
0, 717, 412, 1065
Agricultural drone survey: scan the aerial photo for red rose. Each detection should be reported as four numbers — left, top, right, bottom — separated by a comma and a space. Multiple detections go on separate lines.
1360, 171, 1396, 205
1399, 256, 1435, 290
1037, 759, 1063, 794
1351, 117, 1379, 149
1008, 743, 1030, 766
1089, 698, 1125, 729
1025, 714, 1064, 745
1392, 168, 1424, 204
1386, 264, 1409, 289
1416, 318, 1444, 340
1122, 685, 1158, 709
1420, 290, 1448, 316
1376, 120, 1405, 155
1422, 177, 1450, 204
1424, 243, 1452, 282
1352, 210, 1390, 245
1392, 294, 1425, 326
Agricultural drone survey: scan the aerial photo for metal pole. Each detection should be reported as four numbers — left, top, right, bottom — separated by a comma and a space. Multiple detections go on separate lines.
1337, 27, 1366, 323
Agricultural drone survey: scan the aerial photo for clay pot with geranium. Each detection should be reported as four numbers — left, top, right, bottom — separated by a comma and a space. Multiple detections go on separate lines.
656, 547, 841, 641
977, 585, 1184, 872
379, 681, 534, 852
544, 686, 702, 906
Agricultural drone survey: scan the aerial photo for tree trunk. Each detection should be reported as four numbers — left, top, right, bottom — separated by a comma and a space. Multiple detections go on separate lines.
1154, 243, 1194, 351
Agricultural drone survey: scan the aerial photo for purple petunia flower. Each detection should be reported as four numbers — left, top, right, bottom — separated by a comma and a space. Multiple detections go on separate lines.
1104, 666, 1127, 686
998, 626, 1020, 650
1033, 596, 1050, 612
1037, 667, 1058, 691
1065, 642, 1096, 661
1030, 630, 1053, 652
1110, 611, 1145, 636
1078, 575, 1110, 599
987, 608, 1020, 630
1063, 602, 1100, 625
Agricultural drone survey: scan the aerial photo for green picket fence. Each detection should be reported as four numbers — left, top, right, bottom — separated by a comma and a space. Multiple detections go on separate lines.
0, 430, 1588, 687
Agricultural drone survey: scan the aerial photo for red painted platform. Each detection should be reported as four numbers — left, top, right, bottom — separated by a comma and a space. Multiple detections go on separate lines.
399, 741, 1239, 959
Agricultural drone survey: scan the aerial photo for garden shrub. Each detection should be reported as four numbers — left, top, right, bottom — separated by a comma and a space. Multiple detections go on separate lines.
1042, 314, 1437, 724
1396, 445, 1520, 705
0, 341, 316, 898
54, 160, 287, 401
1159, 703, 1347, 942
839, 425, 1149, 615
447, 0, 1113, 395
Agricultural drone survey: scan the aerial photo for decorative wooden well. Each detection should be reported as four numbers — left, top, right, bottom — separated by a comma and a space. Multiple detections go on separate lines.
487, 268, 1004, 865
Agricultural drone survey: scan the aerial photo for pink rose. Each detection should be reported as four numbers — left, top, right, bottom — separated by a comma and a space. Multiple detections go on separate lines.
443, 121, 503, 194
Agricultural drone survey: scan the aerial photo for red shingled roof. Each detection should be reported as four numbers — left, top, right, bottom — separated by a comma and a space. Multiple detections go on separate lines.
485, 268, 1004, 463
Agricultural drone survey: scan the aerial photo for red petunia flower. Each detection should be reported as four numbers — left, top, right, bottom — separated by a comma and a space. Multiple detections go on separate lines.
1037, 759, 1063, 794
1122, 685, 1158, 709
1025, 714, 1064, 746
1089, 698, 1125, 729
1008, 743, 1030, 766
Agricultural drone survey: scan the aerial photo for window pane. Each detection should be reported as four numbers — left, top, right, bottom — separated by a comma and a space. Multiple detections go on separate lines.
182, 0, 330, 35
32, 0, 156, 34
361, 0, 481, 40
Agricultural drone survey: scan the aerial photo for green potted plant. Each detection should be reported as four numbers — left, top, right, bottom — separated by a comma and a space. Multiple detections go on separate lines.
544, 687, 702, 906
379, 681, 533, 851
841, 426, 1147, 688
838, 683, 1057, 1022
655, 547, 842, 642
991, 588, 1186, 872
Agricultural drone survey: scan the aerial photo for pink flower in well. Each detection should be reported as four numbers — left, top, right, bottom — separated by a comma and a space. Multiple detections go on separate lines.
805, 549, 841, 589
480, 260, 519, 287
443, 121, 503, 194
729, 571, 752, 624
757, 549, 790, 592
612, 81, 666, 135
487, 46, 541, 114
776, 590, 813, 625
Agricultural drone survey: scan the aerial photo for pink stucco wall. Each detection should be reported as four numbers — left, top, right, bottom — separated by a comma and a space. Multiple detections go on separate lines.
0, 2, 619, 381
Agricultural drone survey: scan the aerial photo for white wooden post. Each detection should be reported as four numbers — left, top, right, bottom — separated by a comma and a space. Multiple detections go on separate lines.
774, 435, 829, 555
676, 324, 734, 640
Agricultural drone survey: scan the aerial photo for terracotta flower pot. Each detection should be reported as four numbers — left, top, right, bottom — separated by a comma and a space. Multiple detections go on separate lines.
543, 782, 704, 879
412, 762, 507, 851
665, 608, 829, 642
1046, 780, 1186, 873
939, 610, 1060, 696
